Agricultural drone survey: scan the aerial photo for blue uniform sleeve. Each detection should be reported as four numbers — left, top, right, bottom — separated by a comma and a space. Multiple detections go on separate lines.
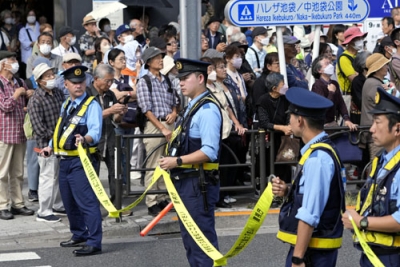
197, 103, 222, 161
391, 169, 400, 223
85, 100, 103, 145
296, 150, 335, 227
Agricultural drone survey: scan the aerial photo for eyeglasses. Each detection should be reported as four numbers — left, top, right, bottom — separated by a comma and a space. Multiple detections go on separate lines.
201, 38, 209, 42
167, 41, 178, 46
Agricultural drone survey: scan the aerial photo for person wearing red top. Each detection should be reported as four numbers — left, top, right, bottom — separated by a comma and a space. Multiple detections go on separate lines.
0, 51, 34, 220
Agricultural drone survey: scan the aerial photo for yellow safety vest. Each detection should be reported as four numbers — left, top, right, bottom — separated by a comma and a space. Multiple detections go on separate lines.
53, 96, 97, 156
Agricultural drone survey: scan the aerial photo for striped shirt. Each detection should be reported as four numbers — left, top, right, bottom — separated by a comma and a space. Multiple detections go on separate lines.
28, 86, 65, 148
0, 75, 28, 144
137, 72, 176, 119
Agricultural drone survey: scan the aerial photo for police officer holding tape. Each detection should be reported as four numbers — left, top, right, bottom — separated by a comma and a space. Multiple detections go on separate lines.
159, 58, 222, 267
272, 88, 345, 267
342, 88, 400, 266
41, 65, 103, 256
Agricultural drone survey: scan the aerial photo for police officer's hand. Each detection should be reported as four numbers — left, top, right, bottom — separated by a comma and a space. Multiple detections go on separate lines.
342, 209, 362, 230
111, 103, 127, 115
166, 112, 177, 125
161, 127, 172, 141
159, 156, 177, 170
40, 146, 52, 158
75, 134, 85, 147
271, 177, 288, 197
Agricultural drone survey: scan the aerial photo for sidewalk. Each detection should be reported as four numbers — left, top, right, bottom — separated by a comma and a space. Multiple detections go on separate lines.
0, 162, 278, 251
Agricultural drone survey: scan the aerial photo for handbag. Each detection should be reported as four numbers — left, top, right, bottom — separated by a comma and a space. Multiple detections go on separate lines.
330, 131, 363, 163
275, 135, 300, 162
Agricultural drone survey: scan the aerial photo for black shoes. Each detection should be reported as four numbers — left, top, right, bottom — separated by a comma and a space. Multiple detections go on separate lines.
0, 209, 14, 220
60, 238, 86, 247
73, 245, 102, 256
157, 200, 175, 212
148, 204, 161, 216
216, 201, 231, 208
28, 190, 39, 202
10, 206, 34, 216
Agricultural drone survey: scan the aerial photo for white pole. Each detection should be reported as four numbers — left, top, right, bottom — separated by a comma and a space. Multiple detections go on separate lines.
276, 27, 287, 86
308, 25, 321, 90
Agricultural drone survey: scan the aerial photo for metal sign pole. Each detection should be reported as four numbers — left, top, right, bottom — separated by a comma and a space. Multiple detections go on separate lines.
276, 26, 288, 86
308, 25, 321, 91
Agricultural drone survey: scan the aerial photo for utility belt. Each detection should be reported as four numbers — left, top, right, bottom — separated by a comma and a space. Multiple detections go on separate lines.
171, 169, 219, 185
354, 231, 400, 252
55, 147, 97, 157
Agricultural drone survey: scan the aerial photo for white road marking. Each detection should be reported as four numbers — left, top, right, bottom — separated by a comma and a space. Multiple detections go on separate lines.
0, 252, 40, 262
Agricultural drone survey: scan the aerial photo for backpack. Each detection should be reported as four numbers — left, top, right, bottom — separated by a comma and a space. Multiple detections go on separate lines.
136, 74, 173, 132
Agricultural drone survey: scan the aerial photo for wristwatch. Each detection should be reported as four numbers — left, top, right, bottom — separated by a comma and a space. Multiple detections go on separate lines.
291, 256, 304, 265
360, 216, 369, 230
176, 157, 183, 166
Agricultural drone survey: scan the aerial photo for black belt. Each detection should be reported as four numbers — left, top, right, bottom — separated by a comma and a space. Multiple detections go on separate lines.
147, 117, 167, 122
172, 171, 198, 180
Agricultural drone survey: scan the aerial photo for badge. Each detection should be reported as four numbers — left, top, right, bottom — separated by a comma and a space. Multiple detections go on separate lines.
71, 116, 81, 124
379, 186, 387, 195
74, 68, 82, 76
176, 61, 182, 70
374, 91, 380, 104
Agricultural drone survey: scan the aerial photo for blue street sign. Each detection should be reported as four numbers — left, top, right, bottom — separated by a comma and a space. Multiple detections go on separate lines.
225, 0, 371, 26
367, 0, 393, 18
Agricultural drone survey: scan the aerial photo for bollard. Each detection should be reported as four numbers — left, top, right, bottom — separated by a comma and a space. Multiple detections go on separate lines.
259, 130, 267, 194
115, 134, 123, 223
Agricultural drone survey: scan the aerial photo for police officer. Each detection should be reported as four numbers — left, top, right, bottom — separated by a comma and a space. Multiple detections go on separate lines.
272, 88, 345, 267
342, 88, 400, 266
41, 65, 103, 256
159, 58, 222, 267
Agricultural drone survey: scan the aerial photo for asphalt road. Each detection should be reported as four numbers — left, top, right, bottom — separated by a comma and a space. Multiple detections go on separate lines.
0, 231, 362, 267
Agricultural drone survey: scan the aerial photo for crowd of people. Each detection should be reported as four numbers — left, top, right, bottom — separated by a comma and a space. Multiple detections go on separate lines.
1, 0, 400, 265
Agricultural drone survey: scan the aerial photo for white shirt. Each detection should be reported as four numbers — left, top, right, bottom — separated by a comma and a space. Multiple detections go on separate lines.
51, 43, 77, 57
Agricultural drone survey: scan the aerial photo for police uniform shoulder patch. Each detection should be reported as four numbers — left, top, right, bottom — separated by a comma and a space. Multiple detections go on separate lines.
176, 61, 183, 70
375, 91, 380, 104
74, 68, 82, 76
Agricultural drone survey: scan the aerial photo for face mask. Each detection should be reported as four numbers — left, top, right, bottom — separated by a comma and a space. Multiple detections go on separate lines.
11, 18, 15, 24
68, 36, 76, 46
279, 84, 288, 95
8, 62, 19, 74
103, 24, 111, 33
392, 47, 397, 55
232, 57, 242, 69
39, 44, 52, 55
101, 45, 110, 54
323, 63, 335, 76
44, 79, 56, 90
260, 37, 269, 46
27, 16, 36, 24
4, 18, 12, 24
353, 40, 364, 51
208, 70, 217, 81
123, 35, 134, 43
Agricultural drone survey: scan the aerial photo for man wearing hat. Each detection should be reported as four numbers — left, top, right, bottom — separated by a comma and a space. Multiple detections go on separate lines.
51, 26, 78, 57
204, 16, 226, 51
245, 26, 270, 77
272, 88, 345, 266
137, 47, 178, 216
0, 51, 35, 220
28, 63, 65, 222
343, 88, 400, 266
56, 53, 94, 98
41, 65, 103, 256
159, 58, 222, 267
79, 15, 107, 73
283, 35, 308, 89
337, 27, 368, 93
361, 53, 391, 161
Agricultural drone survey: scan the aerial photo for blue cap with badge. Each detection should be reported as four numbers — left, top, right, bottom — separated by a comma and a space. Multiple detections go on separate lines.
285, 88, 333, 119
175, 58, 210, 78
61, 65, 87, 83
369, 87, 400, 115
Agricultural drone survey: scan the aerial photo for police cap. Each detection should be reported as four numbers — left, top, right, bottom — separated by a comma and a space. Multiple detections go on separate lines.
175, 58, 210, 78
369, 87, 400, 115
61, 65, 87, 83
286, 88, 333, 119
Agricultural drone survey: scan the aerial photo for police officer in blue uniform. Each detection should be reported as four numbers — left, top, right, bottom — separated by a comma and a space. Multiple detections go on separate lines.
272, 88, 345, 267
41, 65, 103, 256
159, 58, 222, 267
342, 88, 400, 266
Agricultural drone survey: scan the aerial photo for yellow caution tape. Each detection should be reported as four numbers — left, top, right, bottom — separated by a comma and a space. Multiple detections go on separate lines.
158, 167, 273, 266
348, 213, 384, 267
78, 144, 162, 218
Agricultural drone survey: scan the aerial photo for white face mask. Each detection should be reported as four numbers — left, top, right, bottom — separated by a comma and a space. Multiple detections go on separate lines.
4, 18, 12, 24
7, 62, 19, 74
208, 70, 217, 81
323, 63, 335, 76
68, 36, 76, 46
392, 47, 397, 55
353, 40, 364, 51
44, 79, 56, 90
27, 16, 36, 24
279, 84, 288, 95
103, 25, 111, 33
232, 57, 242, 69
260, 37, 269, 46
39, 44, 52, 55
101, 45, 110, 54
123, 35, 134, 43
